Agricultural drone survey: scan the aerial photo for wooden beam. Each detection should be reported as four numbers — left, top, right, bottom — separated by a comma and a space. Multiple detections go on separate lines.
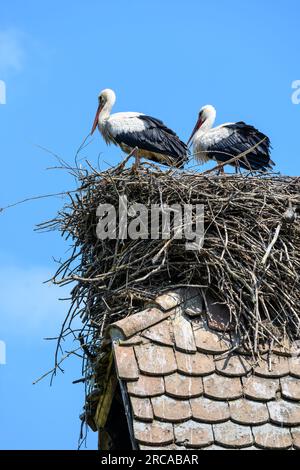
94, 352, 118, 430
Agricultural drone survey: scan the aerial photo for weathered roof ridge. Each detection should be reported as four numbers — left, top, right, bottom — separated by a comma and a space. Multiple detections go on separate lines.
107, 289, 189, 339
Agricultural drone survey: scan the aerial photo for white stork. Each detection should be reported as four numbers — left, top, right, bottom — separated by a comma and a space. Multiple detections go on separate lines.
91, 88, 188, 168
187, 105, 274, 172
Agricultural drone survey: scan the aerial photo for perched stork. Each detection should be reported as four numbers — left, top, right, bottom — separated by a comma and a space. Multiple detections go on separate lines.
187, 105, 274, 172
91, 88, 188, 169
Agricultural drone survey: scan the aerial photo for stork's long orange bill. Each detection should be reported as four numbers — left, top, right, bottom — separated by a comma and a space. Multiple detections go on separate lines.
91, 104, 101, 135
187, 117, 203, 147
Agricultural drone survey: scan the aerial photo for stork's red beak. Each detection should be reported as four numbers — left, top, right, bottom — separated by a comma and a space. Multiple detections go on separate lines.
91, 104, 101, 135
187, 117, 203, 147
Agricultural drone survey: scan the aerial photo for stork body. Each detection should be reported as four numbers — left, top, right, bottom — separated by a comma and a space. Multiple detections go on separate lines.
91, 89, 188, 168
188, 105, 274, 172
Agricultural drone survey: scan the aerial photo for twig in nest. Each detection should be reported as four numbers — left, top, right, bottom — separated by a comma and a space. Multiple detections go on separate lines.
261, 223, 282, 266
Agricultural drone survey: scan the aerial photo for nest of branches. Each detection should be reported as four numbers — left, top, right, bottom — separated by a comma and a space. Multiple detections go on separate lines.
40, 159, 300, 404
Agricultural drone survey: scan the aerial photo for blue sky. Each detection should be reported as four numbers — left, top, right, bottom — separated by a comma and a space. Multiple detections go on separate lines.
0, 0, 299, 450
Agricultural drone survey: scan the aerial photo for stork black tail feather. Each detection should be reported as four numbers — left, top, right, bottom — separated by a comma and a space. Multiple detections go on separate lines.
137, 115, 189, 168
223, 122, 274, 172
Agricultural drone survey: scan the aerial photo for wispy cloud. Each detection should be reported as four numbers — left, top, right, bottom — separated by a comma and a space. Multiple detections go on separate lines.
0, 29, 25, 73
0, 265, 70, 333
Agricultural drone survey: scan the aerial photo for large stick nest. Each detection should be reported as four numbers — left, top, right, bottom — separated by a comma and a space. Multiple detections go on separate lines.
41, 161, 300, 376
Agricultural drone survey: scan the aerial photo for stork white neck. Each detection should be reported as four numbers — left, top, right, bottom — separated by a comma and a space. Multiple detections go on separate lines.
91, 89, 117, 135
98, 88, 116, 122
198, 105, 217, 132
188, 105, 217, 147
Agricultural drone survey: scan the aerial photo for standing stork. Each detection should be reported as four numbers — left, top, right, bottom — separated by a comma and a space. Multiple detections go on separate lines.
187, 105, 274, 172
91, 89, 188, 169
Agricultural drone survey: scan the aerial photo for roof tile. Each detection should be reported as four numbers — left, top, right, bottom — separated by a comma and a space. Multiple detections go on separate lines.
155, 291, 182, 311
254, 354, 289, 378
134, 343, 177, 376
165, 373, 203, 399
291, 428, 300, 450
213, 421, 253, 448
133, 420, 174, 446
119, 335, 146, 346
242, 375, 280, 401
215, 354, 252, 377
203, 444, 228, 450
252, 423, 293, 449
272, 339, 294, 357
139, 444, 183, 450
281, 376, 300, 401
203, 374, 243, 401
173, 316, 197, 353
130, 396, 153, 422
229, 399, 269, 425
289, 356, 300, 378
268, 400, 300, 426
289, 342, 300, 357
175, 351, 215, 376
127, 375, 165, 397
205, 295, 233, 332
193, 324, 232, 354
142, 319, 174, 347
113, 344, 139, 381
151, 395, 192, 423
182, 288, 203, 318
204, 444, 260, 450
190, 396, 230, 423
174, 420, 213, 448
110, 307, 170, 339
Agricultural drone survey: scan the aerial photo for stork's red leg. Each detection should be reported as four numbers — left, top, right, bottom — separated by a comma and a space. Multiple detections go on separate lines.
217, 166, 225, 175
129, 147, 141, 173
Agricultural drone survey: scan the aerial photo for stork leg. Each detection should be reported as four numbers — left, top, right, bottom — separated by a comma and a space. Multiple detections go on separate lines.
129, 147, 141, 173
134, 153, 141, 171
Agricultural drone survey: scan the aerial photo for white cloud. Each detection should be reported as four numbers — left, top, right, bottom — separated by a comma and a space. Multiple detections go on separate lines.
0, 29, 25, 73
0, 265, 70, 333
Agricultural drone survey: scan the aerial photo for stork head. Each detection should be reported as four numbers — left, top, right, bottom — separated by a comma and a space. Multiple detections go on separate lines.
91, 88, 116, 135
187, 105, 216, 146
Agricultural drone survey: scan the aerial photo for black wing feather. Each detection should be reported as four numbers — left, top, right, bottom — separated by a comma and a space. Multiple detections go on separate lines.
114, 115, 188, 168
209, 122, 273, 171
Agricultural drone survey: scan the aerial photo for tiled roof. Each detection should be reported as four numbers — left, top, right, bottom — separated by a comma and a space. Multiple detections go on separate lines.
104, 288, 300, 450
